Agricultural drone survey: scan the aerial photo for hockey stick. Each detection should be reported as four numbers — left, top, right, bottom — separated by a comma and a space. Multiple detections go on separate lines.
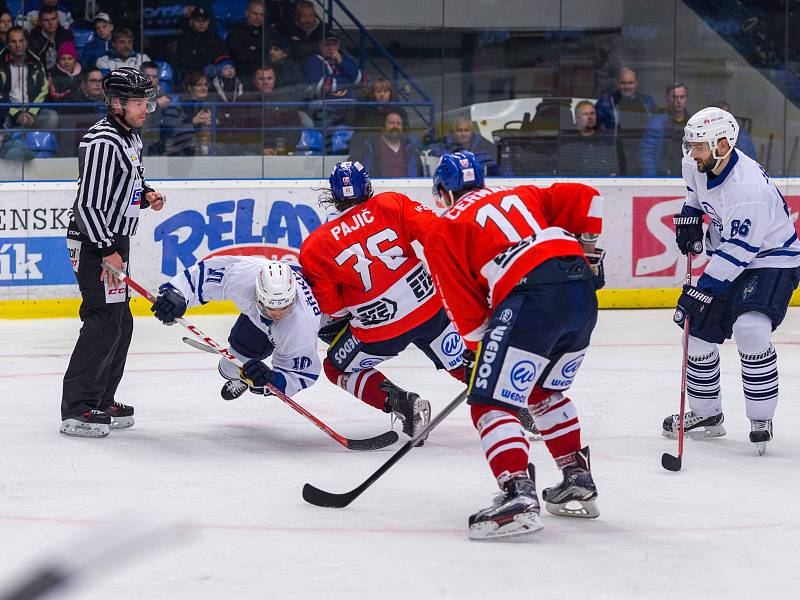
662, 250, 696, 472
303, 388, 469, 508
101, 262, 399, 451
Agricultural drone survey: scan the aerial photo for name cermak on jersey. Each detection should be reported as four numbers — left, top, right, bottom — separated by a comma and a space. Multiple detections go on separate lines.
681, 149, 800, 294
425, 184, 603, 349
299, 191, 444, 342
163, 255, 323, 396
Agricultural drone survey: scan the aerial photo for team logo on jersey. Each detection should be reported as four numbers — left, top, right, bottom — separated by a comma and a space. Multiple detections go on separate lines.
741, 275, 758, 300
499, 308, 513, 323
342, 176, 350, 185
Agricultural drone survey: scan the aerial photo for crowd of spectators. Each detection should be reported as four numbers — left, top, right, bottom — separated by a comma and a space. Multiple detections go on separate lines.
0, 0, 764, 178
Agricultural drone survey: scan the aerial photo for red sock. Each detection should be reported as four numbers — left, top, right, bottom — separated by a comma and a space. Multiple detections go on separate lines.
323, 358, 388, 410
529, 390, 581, 468
471, 403, 529, 485
447, 365, 467, 383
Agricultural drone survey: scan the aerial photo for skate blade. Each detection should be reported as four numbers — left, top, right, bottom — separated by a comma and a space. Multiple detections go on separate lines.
109, 416, 135, 429
755, 441, 768, 456
469, 512, 544, 540
60, 420, 109, 438
688, 425, 726, 438
411, 398, 432, 445
545, 499, 599, 519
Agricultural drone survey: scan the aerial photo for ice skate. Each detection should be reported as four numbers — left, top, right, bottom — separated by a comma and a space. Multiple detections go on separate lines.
221, 379, 249, 401
60, 410, 111, 438
543, 447, 599, 518
518, 407, 541, 440
469, 466, 543, 540
381, 380, 430, 441
749, 419, 772, 456
662, 411, 725, 438
102, 401, 134, 429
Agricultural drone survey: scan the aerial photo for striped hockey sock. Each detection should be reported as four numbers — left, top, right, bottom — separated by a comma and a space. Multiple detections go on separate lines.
740, 346, 778, 420
471, 404, 529, 485
529, 392, 581, 468
323, 358, 387, 410
686, 349, 721, 416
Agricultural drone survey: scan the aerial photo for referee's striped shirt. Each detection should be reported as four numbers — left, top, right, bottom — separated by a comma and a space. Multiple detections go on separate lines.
72, 117, 152, 256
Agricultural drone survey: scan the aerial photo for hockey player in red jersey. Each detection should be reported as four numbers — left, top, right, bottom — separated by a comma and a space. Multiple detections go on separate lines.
300, 161, 467, 438
425, 151, 605, 540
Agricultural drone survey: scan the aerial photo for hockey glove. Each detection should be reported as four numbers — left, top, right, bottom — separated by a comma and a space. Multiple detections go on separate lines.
674, 214, 704, 255
673, 285, 713, 328
151, 286, 186, 325
586, 247, 606, 290
462, 349, 476, 384
241, 359, 274, 389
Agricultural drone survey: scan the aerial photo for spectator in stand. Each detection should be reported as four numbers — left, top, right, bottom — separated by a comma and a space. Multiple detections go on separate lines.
28, 5, 74, 71
557, 100, 618, 177
349, 110, 423, 177
80, 12, 113, 71
24, 0, 73, 32
0, 27, 57, 130
160, 71, 215, 156
172, 6, 225, 85
140, 60, 172, 156
96, 28, 150, 75
75, 67, 104, 104
428, 115, 501, 176
289, 0, 323, 64
595, 67, 656, 175
303, 33, 362, 100
713, 100, 758, 160
237, 65, 301, 155
210, 55, 245, 155
640, 82, 690, 176
226, 0, 265, 83
268, 35, 303, 91
353, 77, 407, 133
47, 40, 81, 102
0, 12, 13, 52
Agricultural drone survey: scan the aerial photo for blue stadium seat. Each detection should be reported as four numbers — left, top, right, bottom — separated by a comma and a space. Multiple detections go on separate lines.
155, 61, 175, 94
331, 127, 354, 154
295, 129, 323, 155
11, 131, 59, 159
72, 28, 94, 52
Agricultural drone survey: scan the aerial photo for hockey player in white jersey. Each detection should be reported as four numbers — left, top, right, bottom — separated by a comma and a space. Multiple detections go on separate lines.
151, 257, 323, 399
663, 107, 800, 454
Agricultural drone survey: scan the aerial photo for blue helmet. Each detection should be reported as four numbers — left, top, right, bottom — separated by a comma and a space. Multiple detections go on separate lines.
329, 161, 373, 204
432, 151, 484, 209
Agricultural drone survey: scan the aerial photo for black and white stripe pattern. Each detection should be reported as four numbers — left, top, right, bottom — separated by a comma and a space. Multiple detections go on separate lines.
686, 349, 721, 414
72, 118, 146, 251
740, 346, 779, 420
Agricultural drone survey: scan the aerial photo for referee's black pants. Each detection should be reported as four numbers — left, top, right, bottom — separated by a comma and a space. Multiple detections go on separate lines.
62, 235, 133, 419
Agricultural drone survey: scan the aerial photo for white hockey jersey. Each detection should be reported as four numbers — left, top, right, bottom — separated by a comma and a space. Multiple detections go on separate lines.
165, 256, 323, 396
681, 149, 800, 293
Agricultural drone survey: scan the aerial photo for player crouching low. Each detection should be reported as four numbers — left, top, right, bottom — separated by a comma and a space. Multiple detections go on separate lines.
151, 257, 324, 400
664, 107, 800, 455
425, 151, 606, 540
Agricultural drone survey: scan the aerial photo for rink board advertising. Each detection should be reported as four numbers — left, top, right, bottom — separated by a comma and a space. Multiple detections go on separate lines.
1, 178, 799, 314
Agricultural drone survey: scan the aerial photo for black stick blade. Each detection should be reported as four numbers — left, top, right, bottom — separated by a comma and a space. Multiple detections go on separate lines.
346, 430, 399, 451
661, 452, 682, 471
302, 483, 362, 508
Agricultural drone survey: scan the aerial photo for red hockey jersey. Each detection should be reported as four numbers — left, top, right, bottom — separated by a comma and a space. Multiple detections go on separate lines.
425, 184, 603, 349
300, 191, 444, 342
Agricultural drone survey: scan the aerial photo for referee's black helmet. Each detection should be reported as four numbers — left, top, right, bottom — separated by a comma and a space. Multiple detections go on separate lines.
103, 67, 156, 111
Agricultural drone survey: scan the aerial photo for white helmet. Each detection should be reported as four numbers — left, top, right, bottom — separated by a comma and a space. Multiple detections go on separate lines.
255, 261, 297, 315
683, 107, 739, 163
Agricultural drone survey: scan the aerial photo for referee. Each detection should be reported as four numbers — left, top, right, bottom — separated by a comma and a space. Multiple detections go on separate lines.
61, 67, 166, 438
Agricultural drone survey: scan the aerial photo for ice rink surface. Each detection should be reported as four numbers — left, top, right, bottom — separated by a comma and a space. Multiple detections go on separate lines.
2, 309, 800, 599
